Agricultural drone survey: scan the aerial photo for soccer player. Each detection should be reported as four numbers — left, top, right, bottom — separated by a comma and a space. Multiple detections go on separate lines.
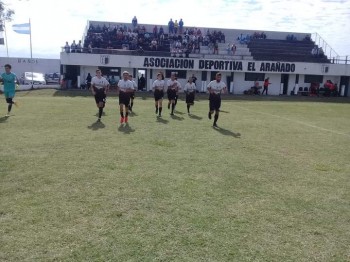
117, 71, 134, 124
166, 72, 179, 115
207, 72, 227, 127
91, 69, 110, 122
0, 64, 19, 117
174, 76, 181, 107
184, 76, 196, 114
128, 74, 138, 112
152, 72, 165, 117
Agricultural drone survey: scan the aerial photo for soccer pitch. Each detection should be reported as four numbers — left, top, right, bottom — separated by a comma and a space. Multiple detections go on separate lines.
1, 90, 349, 261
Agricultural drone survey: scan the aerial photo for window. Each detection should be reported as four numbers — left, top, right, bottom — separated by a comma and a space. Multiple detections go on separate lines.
245, 73, 265, 81
165, 70, 187, 79
304, 75, 323, 83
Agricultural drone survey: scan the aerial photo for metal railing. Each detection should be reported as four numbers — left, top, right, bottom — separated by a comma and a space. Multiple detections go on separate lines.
311, 33, 349, 64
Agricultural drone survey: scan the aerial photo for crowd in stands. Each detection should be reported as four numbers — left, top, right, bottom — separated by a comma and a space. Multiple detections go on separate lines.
311, 46, 325, 57
169, 27, 226, 57
237, 32, 267, 44
64, 40, 83, 53
63, 17, 228, 57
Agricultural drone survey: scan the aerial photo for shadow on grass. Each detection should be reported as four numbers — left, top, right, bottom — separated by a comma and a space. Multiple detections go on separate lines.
188, 114, 203, 120
94, 112, 107, 117
129, 111, 138, 117
174, 110, 186, 115
156, 116, 169, 124
50, 90, 350, 104
118, 123, 135, 134
219, 110, 230, 114
0, 116, 9, 123
171, 114, 185, 121
213, 126, 241, 138
88, 121, 106, 130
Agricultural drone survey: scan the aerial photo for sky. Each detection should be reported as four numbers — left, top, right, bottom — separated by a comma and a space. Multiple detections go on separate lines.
1, 0, 350, 59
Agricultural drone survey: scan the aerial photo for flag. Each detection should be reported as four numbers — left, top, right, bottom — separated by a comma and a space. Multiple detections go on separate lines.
0, 23, 3, 45
12, 23, 31, 34
0, 31, 4, 45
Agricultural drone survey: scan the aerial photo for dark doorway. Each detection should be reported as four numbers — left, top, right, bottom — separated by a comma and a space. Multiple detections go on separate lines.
64, 65, 80, 88
281, 74, 289, 95
340, 76, 350, 97
138, 69, 147, 91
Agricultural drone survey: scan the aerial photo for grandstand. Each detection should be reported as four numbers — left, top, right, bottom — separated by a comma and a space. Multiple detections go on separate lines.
60, 20, 350, 97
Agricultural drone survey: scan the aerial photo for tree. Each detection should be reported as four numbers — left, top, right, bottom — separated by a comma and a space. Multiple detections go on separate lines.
0, 1, 15, 24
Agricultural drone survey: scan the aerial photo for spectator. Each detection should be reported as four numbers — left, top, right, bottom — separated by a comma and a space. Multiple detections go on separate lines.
262, 77, 271, 95
214, 41, 219, 55
138, 74, 146, 91
303, 34, 311, 41
159, 26, 164, 35
86, 73, 92, 89
311, 46, 318, 56
179, 19, 184, 34
64, 41, 70, 53
174, 20, 178, 34
226, 43, 231, 55
168, 18, 174, 34
318, 47, 324, 58
88, 42, 93, 53
71, 40, 77, 53
153, 25, 158, 37
231, 43, 236, 55
132, 16, 138, 29
192, 74, 197, 87
150, 39, 158, 51
77, 40, 82, 53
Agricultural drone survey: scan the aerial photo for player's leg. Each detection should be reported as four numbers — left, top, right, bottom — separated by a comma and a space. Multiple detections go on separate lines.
213, 97, 221, 127
208, 94, 215, 119
158, 98, 163, 117
5, 97, 13, 116
130, 97, 134, 111
119, 93, 125, 123
119, 103, 124, 123
167, 90, 171, 109
174, 93, 178, 106
154, 91, 159, 114
124, 95, 130, 123
98, 102, 104, 121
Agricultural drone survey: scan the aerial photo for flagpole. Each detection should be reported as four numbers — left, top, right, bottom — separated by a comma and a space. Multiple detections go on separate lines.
29, 18, 34, 89
3, 21, 9, 62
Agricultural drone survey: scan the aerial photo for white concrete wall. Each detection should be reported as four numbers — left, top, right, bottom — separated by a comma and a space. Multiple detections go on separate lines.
61, 53, 350, 76
0, 57, 60, 77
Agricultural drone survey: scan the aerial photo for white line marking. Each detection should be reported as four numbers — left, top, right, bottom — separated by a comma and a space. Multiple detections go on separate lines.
232, 104, 350, 138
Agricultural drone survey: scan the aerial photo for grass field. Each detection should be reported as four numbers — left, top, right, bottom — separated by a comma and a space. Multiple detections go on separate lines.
1, 89, 350, 262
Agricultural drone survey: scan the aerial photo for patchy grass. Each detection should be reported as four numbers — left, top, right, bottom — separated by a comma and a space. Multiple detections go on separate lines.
0, 90, 349, 261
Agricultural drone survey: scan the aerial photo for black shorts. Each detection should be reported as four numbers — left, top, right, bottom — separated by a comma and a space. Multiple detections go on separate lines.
209, 93, 221, 111
94, 88, 106, 104
186, 92, 195, 104
119, 91, 131, 106
154, 89, 164, 101
130, 91, 135, 99
167, 89, 177, 100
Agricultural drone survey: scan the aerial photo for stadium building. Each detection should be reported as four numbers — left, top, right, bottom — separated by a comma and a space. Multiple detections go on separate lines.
60, 20, 350, 96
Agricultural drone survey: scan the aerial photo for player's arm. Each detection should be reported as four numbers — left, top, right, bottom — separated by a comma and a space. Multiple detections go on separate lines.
176, 82, 181, 92
105, 83, 110, 94
207, 84, 213, 94
91, 81, 96, 95
116, 83, 120, 94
